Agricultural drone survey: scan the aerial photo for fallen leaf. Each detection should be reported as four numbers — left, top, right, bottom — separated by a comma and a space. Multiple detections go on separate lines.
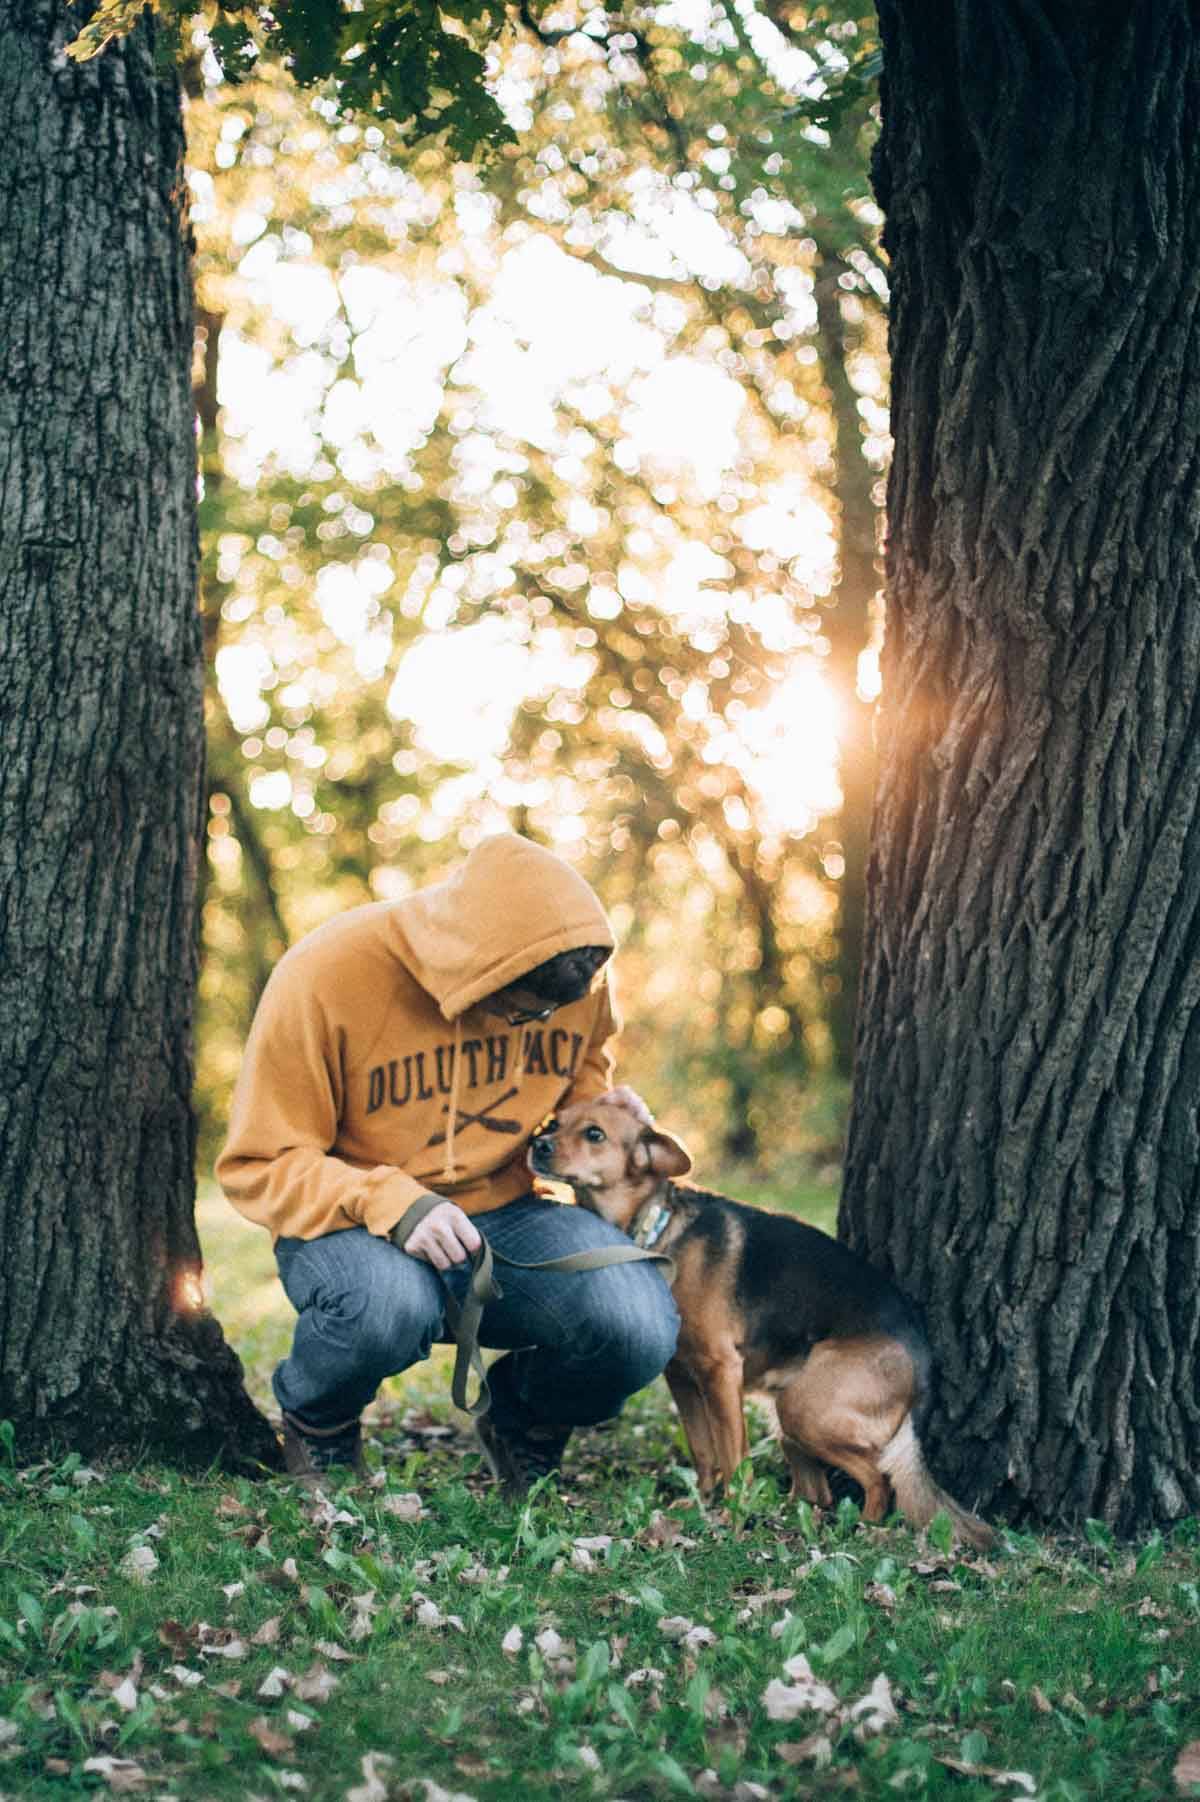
501, 1626, 523, 1656
534, 1627, 566, 1658
110, 1677, 139, 1714
170, 1665, 204, 1689
119, 1547, 158, 1584
82, 1755, 150, 1791
346, 1752, 394, 1802
1030, 1686, 1053, 1714
315, 1640, 356, 1662
425, 1670, 452, 1685
251, 1617, 282, 1647
625, 1667, 665, 1688
847, 1673, 897, 1738
776, 1733, 834, 1767
763, 1656, 839, 1722
257, 1667, 293, 1699
1176, 1743, 1200, 1792
248, 1716, 294, 1757
286, 1710, 315, 1732
380, 1492, 426, 1522
216, 1494, 251, 1519
293, 1663, 340, 1704
573, 1535, 613, 1554
222, 1582, 246, 1600
936, 1759, 1037, 1793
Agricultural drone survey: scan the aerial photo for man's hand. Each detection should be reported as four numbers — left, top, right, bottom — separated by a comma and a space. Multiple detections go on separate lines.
601, 1085, 654, 1125
400, 1199, 482, 1271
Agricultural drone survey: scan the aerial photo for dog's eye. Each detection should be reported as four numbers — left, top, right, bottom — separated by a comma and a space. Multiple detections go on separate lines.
583, 1125, 607, 1144
543, 1118, 559, 1135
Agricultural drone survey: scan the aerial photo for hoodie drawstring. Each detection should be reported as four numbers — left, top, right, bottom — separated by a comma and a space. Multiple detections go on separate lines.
441, 1017, 464, 1183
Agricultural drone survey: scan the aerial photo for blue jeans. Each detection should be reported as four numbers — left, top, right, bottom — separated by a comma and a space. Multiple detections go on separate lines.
272, 1195, 679, 1433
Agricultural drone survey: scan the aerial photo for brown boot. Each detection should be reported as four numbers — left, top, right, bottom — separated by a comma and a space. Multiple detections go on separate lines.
280, 1412, 366, 1488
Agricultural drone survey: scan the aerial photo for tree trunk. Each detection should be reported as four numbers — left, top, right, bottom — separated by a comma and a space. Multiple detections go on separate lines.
812, 241, 881, 1080
0, 2, 278, 1469
840, 0, 1200, 1533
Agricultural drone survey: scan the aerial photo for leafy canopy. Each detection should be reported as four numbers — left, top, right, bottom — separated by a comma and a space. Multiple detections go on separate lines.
70, 0, 878, 161
69, 0, 513, 158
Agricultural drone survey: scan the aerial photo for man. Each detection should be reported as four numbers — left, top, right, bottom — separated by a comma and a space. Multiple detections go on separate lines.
217, 832, 679, 1492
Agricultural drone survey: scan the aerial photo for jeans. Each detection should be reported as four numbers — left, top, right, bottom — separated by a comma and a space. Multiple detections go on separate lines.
272, 1194, 679, 1433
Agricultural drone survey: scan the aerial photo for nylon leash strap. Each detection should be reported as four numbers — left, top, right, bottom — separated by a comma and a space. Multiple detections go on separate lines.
445, 1234, 675, 1416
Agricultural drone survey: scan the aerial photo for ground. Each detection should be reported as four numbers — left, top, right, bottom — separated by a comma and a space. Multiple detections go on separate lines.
0, 1183, 1197, 1801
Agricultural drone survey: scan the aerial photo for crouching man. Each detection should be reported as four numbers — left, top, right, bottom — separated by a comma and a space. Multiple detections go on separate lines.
216, 832, 678, 1493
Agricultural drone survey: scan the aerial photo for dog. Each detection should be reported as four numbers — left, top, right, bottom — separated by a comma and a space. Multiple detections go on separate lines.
528, 1094, 993, 1548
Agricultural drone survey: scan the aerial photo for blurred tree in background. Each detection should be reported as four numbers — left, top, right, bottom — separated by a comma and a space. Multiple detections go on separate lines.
186, 1, 884, 1174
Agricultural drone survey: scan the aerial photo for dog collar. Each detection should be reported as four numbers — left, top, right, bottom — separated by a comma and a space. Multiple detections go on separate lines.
631, 1198, 672, 1250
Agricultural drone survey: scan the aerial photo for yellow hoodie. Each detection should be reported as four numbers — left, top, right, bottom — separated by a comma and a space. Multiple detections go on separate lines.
216, 835, 618, 1240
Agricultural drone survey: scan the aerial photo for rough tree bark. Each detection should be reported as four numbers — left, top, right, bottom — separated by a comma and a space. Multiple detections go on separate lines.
0, 2, 279, 1468
813, 238, 881, 1080
840, 0, 1200, 1532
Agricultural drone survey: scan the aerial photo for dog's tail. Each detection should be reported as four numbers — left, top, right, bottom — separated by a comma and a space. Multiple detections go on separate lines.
878, 1413, 995, 1550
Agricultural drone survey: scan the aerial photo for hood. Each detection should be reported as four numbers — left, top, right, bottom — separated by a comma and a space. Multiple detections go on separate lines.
393, 833, 615, 1021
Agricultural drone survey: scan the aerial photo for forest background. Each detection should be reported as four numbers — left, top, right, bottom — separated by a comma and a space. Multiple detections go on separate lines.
189, 0, 883, 1194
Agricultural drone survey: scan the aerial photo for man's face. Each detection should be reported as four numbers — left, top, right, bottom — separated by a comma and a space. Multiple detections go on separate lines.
482, 983, 559, 1027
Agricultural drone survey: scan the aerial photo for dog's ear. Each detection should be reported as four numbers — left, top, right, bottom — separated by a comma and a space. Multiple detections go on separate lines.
634, 1128, 692, 1178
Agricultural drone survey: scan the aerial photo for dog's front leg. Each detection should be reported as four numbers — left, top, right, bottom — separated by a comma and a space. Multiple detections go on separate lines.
664, 1359, 720, 1495
699, 1354, 750, 1491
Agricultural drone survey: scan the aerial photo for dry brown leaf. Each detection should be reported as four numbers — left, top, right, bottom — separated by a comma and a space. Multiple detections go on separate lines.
248, 1715, 294, 1757
1175, 1742, 1200, 1793
936, 1758, 1036, 1793
216, 1493, 251, 1519
1030, 1686, 1053, 1714
251, 1616, 282, 1647
380, 1492, 426, 1522
293, 1663, 340, 1704
82, 1755, 150, 1792
346, 1751, 394, 1802
315, 1639, 356, 1662
776, 1733, 834, 1767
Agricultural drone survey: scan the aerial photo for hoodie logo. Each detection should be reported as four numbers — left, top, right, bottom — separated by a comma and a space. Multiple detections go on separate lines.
364, 1027, 586, 1118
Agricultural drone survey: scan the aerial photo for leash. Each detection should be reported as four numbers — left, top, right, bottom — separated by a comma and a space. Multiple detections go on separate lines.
392, 1195, 675, 1416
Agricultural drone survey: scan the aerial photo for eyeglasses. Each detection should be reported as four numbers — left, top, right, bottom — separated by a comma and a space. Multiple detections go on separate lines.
496, 999, 557, 1026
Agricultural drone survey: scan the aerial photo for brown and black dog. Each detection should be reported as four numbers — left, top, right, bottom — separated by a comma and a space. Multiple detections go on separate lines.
529, 1094, 993, 1549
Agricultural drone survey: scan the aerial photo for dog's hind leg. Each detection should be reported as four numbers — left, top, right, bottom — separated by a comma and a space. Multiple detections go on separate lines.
776, 1420, 834, 1508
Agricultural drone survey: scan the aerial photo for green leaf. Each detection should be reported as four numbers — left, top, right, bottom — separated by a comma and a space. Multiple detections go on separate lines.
816, 1621, 857, 1664
17, 1592, 43, 1636
577, 1639, 610, 1688
65, 0, 153, 64
646, 1751, 695, 1796
1135, 1533, 1164, 1574
927, 1510, 955, 1556
960, 1729, 989, 1766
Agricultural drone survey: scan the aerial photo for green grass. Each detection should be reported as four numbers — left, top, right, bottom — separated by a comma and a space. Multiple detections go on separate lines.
0, 1188, 1198, 1801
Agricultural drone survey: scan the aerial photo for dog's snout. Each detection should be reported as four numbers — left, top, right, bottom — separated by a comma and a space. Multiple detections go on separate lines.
529, 1131, 557, 1167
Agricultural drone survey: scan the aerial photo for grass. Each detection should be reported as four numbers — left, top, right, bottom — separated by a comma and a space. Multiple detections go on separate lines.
0, 1185, 1198, 1802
